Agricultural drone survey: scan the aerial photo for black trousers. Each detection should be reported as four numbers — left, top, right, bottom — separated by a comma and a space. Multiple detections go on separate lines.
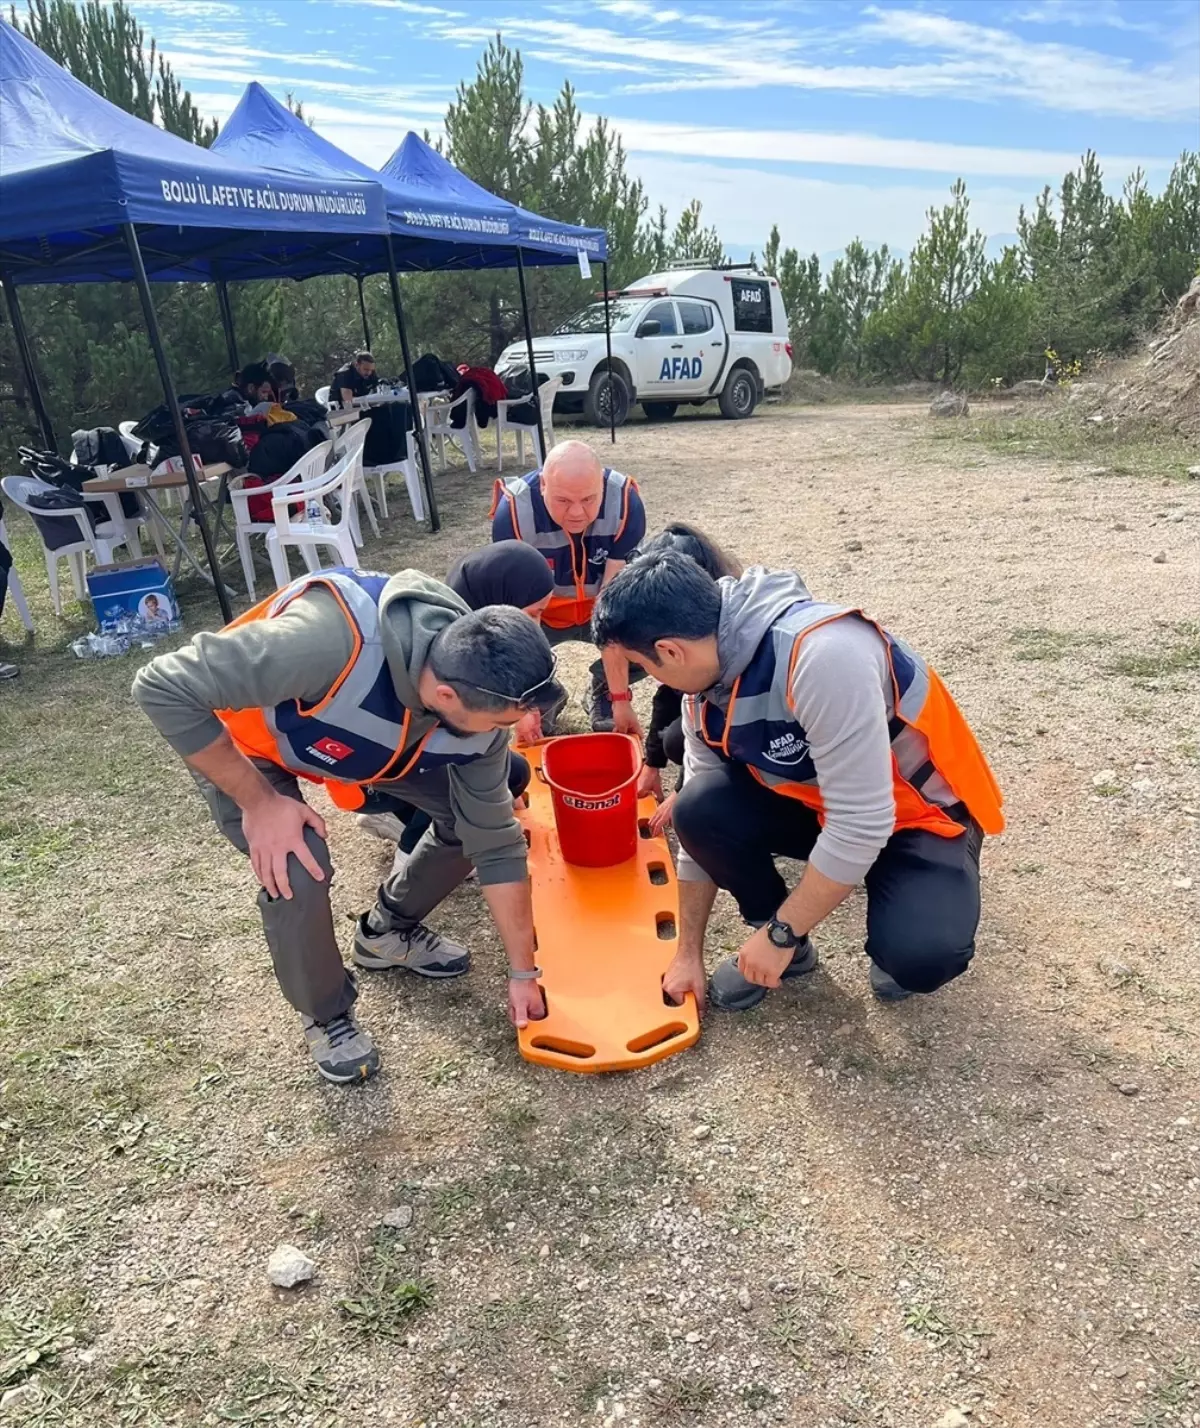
0, 533, 11, 622
362, 751, 531, 854
672, 763, 983, 994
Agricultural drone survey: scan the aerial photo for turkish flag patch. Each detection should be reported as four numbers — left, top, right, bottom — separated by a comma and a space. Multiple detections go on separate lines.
313, 737, 354, 760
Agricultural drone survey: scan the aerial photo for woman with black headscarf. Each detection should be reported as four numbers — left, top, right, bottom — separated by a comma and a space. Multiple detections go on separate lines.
357, 542, 556, 862
445, 540, 553, 618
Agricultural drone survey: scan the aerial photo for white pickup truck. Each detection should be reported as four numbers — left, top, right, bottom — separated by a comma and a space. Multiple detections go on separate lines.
494, 263, 793, 427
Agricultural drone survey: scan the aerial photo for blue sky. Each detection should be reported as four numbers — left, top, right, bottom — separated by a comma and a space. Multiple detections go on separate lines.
137, 0, 1198, 260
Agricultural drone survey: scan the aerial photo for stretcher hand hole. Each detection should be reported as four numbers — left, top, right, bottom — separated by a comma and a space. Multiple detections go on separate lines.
626, 1021, 689, 1054
655, 913, 677, 940
647, 861, 668, 886
529, 1033, 596, 1060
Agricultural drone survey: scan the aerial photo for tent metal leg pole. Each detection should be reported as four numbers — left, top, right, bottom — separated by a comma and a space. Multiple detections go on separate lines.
385, 238, 440, 533
356, 276, 372, 351
600, 259, 615, 446
514, 247, 546, 460
215, 278, 239, 377
123, 223, 233, 625
1, 272, 58, 453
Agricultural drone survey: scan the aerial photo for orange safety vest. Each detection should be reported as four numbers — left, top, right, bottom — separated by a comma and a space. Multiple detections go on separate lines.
215, 569, 495, 811
694, 601, 1004, 840
490, 467, 639, 629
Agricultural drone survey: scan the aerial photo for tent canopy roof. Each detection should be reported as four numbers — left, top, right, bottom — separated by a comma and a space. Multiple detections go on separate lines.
0, 20, 388, 285
216, 84, 607, 269
382, 132, 607, 263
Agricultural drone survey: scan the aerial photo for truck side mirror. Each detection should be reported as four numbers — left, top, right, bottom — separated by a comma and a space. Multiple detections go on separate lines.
636, 319, 661, 338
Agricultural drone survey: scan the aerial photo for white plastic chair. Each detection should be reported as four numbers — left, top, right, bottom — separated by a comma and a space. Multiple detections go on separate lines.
265, 450, 359, 588
227, 440, 333, 601
0, 516, 33, 635
494, 375, 561, 471
425, 387, 481, 473
333, 418, 381, 537
315, 385, 331, 410
1, 475, 138, 615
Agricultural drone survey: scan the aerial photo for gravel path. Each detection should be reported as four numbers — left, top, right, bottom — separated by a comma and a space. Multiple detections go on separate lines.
1, 403, 1196, 1427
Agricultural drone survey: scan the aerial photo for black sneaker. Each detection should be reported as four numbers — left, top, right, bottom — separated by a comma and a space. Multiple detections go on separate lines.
588, 690, 614, 732
869, 962, 914, 1002
709, 937, 818, 1012
300, 1008, 380, 1084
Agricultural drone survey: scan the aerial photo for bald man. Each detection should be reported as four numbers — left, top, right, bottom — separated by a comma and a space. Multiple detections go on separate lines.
491, 440, 647, 733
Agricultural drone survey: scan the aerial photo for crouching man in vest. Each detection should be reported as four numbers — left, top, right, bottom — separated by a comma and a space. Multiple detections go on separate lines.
132, 569, 561, 1083
491, 439, 646, 734
592, 553, 1005, 1012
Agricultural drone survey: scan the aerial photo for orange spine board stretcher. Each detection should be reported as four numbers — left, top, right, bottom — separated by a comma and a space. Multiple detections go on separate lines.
515, 742, 700, 1073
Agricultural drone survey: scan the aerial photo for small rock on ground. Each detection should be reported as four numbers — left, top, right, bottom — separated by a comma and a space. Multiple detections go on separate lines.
267, 1244, 315, 1288
692, 1124, 711, 1141
929, 391, 969, 417
933, 1412, 970, 1428
1187, 464, 1200, 477
1, 1382, 43, 1411
382, 1205, 413, 1230
1152, 551, 1168, 563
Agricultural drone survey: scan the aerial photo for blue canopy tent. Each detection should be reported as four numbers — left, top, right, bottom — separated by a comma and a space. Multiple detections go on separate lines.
214, 84, 615, 453
0, 19, 400, 613
382, 132, 605, 266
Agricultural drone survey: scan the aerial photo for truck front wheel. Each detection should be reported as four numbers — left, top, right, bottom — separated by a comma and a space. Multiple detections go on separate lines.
719, 367, 758, 419
584, 368, 631, 428
641, 401, 678, 421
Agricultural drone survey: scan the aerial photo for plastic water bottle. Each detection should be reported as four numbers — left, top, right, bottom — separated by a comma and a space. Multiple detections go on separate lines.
306, 495, 324, 524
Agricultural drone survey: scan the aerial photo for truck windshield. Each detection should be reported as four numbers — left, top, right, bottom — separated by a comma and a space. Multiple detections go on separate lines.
553, 300, 642, 335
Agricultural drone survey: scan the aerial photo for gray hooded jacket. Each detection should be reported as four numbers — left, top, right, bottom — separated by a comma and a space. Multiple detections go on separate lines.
132, 571, 526, 883
680, 566, 898, 886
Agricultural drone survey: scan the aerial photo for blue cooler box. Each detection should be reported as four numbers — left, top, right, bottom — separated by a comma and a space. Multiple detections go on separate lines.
86, 560, 181, 632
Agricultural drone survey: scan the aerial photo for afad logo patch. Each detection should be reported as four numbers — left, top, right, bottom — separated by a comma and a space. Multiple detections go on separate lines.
766, 731, 810, 767
308, 736, 355, 766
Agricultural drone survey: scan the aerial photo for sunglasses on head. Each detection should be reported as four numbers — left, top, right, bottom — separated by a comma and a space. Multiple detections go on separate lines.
456, 654, 561, 711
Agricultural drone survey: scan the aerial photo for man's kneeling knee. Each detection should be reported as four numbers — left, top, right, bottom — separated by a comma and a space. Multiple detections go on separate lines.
869, 930, 974, 995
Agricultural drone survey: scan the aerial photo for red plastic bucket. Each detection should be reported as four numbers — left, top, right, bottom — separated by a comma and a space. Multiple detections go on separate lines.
542, 733, 642, 867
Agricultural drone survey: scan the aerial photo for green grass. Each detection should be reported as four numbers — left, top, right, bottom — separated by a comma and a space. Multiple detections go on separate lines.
926, 407, 1197, 480
337, 1234, 434, 1340
1107, 622, 1200, 681
1009, 627, 1111, 663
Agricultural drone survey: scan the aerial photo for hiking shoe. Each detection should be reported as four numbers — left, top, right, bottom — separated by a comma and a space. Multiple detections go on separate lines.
301, 1008, 380, 1084
869, 962, 914, 1002
709, 937, 818, 1012
588, 690, 614, 732
0, 663, 18, 681
352, 916, 470, 977
357, 811, 407, 843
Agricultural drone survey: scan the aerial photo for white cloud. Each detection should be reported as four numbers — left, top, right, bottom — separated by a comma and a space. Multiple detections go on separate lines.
626, 153, 1035, 253
604, 115, 1169, 180
419, 8, 1198, 121
1007, 0, 1162, 33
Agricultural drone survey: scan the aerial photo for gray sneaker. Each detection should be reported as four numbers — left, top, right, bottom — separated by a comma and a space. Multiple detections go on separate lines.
357, 811, 407, 842
0, 662, 18, 681
869, 962, 914, 1002
301, 1008, 380, 1084
709, 937, 818, 1012
352, 916, 470, 977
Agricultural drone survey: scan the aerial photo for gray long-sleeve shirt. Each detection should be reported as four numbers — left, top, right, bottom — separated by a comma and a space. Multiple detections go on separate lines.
677, 570, 899, 887
131, 575, 527, 885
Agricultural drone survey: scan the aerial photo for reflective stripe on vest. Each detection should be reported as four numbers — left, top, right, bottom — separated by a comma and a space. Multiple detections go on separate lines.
216, 569, 495, 797
695, 601, 1005, 839
490, 468, 636, 628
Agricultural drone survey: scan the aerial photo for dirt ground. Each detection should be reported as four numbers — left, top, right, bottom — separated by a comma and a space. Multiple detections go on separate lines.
1, 402, 1198, 1428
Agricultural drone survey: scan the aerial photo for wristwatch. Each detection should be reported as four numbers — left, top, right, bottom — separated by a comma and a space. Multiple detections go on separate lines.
610, 691, 633, 703
765, 917, 802, 950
